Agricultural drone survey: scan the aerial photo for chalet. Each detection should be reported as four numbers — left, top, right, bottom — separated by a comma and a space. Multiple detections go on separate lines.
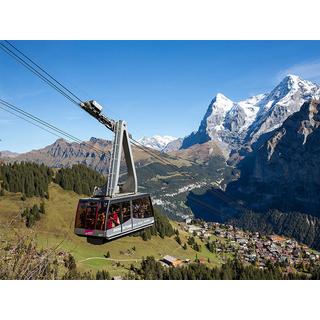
269, 235, 285, 242
236, 238, 248, 245
162, 255, 183, 267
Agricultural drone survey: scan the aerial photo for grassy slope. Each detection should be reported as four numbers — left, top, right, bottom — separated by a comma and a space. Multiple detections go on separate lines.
0, 183, 225, 277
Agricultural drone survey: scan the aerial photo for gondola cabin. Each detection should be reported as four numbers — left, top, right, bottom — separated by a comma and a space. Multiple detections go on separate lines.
74, 193, 154, 242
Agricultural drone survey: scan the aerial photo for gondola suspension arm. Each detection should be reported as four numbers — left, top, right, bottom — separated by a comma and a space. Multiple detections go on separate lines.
79, 100, 138, 198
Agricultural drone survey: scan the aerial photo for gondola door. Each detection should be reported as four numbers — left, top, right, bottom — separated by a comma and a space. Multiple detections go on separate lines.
106, 201, 122, 238
120, 200, 133, 234
106, 200, 133, 238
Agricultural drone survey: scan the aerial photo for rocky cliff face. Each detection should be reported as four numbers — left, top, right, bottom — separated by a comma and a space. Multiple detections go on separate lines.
227, 100, 320, 217
181, 93, 259, 151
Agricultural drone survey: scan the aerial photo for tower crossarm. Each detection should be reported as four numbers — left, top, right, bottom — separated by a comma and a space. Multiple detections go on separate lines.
80, 100, 116, 132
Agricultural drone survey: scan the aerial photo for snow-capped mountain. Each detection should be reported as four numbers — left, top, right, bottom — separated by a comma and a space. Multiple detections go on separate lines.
247, 74, 320, 143
138, 135, 178, 152
181, 75, 320, 153
181, 92, 266, 150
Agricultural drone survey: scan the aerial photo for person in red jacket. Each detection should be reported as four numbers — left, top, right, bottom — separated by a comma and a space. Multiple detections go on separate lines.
107, 207, 121, 229
107, 215, 113, 229
111, 209, 120, 225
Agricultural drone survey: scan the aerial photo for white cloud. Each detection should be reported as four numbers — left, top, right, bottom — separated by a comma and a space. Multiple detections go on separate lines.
277, 60, 320, 84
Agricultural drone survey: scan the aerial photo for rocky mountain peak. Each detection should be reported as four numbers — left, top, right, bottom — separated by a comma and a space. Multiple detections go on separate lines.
209, 93, 234, 113
280, 74, 315, 91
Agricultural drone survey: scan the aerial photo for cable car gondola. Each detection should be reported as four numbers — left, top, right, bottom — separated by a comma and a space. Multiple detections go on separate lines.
73, 100, 155, 243
74, 193, 154, 242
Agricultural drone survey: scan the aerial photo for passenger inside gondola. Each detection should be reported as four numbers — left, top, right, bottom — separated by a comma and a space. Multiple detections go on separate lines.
96, 212, 105, 230
133, 197, 152, 219
96, 203, 108, 230
107, 205, 121, 229
79, 205, 86, 228
122, 202, 131, 223
86, 206, 96, 229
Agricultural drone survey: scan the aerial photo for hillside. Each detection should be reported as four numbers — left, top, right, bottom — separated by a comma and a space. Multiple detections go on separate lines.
0, 183, 226, 278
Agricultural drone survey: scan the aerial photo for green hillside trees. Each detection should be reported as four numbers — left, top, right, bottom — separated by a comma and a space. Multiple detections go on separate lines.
55, 164, 105, 195
0, 162, 53, 198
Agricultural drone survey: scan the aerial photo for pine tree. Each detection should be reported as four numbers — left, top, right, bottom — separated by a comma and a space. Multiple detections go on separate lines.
40, 202, 45, 214
32, 204, 41, 221
175, 235, 182, 245
96, 270, 111, 280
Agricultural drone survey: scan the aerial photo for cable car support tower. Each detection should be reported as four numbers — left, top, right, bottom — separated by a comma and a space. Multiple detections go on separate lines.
80, 100, 138, 198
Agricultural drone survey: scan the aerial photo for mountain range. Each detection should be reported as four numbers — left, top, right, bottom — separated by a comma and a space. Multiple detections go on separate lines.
181, 75, 320, 155
3, 137, 157, 176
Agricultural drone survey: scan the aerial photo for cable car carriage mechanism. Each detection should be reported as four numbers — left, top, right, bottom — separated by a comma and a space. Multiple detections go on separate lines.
74, 100, 155, 244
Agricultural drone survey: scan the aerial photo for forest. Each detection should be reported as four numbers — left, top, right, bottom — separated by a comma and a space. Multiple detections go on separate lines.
54, 164, 105, 195
0, 162, 53, 198
0, 162, 105, 197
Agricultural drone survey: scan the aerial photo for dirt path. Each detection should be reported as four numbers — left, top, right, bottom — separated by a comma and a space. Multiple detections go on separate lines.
79, 257, 143, 263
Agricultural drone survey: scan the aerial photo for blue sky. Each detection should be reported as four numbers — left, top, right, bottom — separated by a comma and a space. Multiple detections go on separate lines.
1, 40, 320, 152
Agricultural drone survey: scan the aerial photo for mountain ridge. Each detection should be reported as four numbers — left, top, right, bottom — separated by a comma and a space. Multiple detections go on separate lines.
181, 75, 320, 154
